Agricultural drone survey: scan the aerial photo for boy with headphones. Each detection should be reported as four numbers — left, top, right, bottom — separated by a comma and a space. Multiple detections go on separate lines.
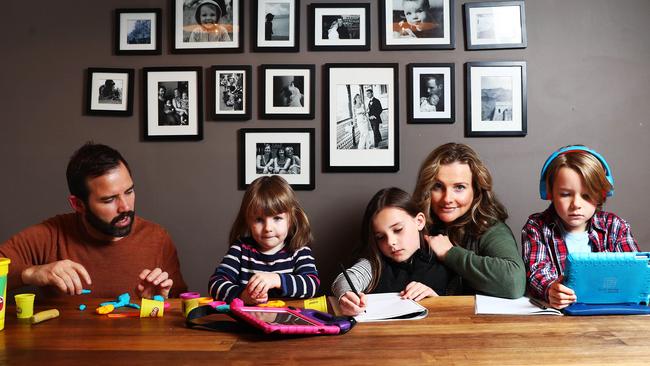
522, 145, 638, 309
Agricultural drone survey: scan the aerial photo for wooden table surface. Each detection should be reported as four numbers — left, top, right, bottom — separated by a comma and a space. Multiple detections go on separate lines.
1, 296, 649, 365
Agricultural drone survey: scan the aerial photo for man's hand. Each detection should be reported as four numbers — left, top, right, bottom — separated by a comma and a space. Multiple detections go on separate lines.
136, 268, 173, 299
21, 260, 91, 295
245, 272, 281, 299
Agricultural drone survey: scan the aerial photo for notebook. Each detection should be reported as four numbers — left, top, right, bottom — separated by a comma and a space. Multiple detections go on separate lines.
329, 293, 428, 322
563, 252, 650, 305
474, 295, 562, 316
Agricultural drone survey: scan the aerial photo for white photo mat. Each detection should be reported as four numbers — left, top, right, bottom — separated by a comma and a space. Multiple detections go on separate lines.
314, 7, 367, 46
174, 0, 240, 49
146, 71, 199, 136
412, 66, 452, 120
90, 72, 130, 111
264, 68, 311, 115
469, 66, 522, 132
468, 5, 522, 45
215, 70, 247, 114
119, 12, 157, 51
243, 132, 311, 186
384, 0, 452, 46
256, 0, 296, 48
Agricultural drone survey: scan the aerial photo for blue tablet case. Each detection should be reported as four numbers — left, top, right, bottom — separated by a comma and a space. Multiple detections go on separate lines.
563, 252, 650, 315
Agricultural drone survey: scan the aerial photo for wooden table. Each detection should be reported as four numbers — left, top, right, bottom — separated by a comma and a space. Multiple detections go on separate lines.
1, 296, 649, 365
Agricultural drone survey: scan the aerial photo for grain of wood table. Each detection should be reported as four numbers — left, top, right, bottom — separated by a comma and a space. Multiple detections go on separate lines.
1, 296, 649, 365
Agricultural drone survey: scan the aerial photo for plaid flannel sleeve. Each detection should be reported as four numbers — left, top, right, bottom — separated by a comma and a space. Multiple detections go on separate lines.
610, 216, 639, 252
522, 220, 559, 301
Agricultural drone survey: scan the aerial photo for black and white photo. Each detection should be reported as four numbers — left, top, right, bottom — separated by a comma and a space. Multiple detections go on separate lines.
172, 0, 243, 53
253, 0, 299, 52
144, 67, 203, 141
260, 64, 314, 119
86, 68, 134, 116
407, 63, 455, 123
324, 64, 399, 172
464, 1, 527, 50
115, 9, 161, 55
211, 65, 251, 120
380, 0, 454, 50
465, 61, 527, 137
308, 3, 370, 51
239, 128, 315, 190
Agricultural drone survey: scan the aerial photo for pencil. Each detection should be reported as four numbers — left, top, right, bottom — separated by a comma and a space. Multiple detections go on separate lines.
339, 263, 361, 297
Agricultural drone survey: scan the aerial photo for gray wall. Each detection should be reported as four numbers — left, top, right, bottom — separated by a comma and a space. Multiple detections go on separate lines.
1, 0, 649, 293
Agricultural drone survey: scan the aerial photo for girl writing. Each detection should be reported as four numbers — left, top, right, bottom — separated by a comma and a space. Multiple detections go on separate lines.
209, 175, 319, 304
413, 143, 526, 298
332, 187, 450, 316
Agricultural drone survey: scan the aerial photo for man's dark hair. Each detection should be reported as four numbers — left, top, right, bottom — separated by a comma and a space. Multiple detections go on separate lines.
66, 142, 131, 202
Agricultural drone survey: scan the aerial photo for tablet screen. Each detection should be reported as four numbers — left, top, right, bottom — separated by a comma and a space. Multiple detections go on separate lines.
242, 309, 316, 326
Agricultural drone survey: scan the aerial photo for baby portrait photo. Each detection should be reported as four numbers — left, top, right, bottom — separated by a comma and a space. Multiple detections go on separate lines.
407, 63, 454, 123
172, 0, 242, 52
381, 0, 454, 49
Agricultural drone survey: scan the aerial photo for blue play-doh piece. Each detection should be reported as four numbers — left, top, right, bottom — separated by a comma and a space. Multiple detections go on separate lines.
153, 295, 164, 302
79, 304, 87, 311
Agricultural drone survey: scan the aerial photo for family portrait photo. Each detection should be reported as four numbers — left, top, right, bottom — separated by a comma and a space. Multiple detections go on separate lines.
381, 0, 454, 49
86, 68, 133, 116
239, 128, 314, 190
173, 0, 242, 52
407, 63, 454, 123
324, 64, 399, 172
157, 81, 190, 126
144, 67, 203, 141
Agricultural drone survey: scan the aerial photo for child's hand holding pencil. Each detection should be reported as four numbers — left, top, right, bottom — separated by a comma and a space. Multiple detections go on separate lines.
339, 292, 367, 316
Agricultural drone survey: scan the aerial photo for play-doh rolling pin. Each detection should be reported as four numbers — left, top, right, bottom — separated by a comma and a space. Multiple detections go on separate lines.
31, 309, 60, 324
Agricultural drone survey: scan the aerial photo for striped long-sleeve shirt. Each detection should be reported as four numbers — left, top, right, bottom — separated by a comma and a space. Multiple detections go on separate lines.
208, 238, 320, 303
522, 206, 638, 301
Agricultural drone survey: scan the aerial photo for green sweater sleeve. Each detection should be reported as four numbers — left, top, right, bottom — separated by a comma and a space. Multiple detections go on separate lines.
443, 222, 526, 299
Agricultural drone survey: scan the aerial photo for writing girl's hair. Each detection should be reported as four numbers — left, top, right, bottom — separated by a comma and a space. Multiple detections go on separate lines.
545, 150, 612, 209
359, 187, 428, 292
229, 175, 312, 251
412, 143, 507, 246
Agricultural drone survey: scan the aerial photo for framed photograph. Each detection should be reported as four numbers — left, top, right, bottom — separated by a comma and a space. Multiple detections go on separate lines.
86, 68, 134, 116
172, 0, 243, 53
115, 8, 162, 55
380, 0, 454, 50
252, 0, 299, 52
259, 64, 315, 120
465, 61, 527, 137
323, 63, 399, 172
463, 1, 527, 50
143, 67, 203, 141
210, 65, 252, 120
308, 3, 370, 51
239, 128, 315, 190
407, 63, 455, 124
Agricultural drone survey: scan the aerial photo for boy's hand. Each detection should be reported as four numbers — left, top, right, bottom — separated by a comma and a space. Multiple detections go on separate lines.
21, 260, 91, 296
400, 281, 438, 301
339, 291, 367, 316
136, 268, 173, 299
424, 234, 453, 261
245, 272, 281, 299
548, 276, 576, 309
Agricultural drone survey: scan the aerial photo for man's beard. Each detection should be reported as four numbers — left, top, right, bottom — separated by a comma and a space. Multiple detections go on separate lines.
85, 208, 135, 238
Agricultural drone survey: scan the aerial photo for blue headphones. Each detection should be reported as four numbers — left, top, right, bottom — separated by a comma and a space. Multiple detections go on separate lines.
539, 145, 614, 200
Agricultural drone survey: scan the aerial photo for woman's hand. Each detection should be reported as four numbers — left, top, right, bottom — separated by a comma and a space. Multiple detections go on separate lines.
400, 281, 438, 301
424, 234, 453, 261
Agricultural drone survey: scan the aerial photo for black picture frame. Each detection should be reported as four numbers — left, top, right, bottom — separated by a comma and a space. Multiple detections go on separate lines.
210, 65, 252, 121
307, 3, 371, 52
407, 63, 455, 124
115, 8, 162, 55
86, 68, 135, 116
380, 0, 455, 50
252, 0, 300, 52
259, 64, 315, 120
143, 66, 204, 141
463, 1, 527, 50
239, 128, 315, 190
465, 61, 527, 137
171, 0, 244, 53
323, 63, 399, 172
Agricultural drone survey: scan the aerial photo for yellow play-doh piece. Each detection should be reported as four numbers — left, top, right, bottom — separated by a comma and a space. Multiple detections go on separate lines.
258, 300, 286, 308
31, 309, 60, 324
96, 304, 115, 315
